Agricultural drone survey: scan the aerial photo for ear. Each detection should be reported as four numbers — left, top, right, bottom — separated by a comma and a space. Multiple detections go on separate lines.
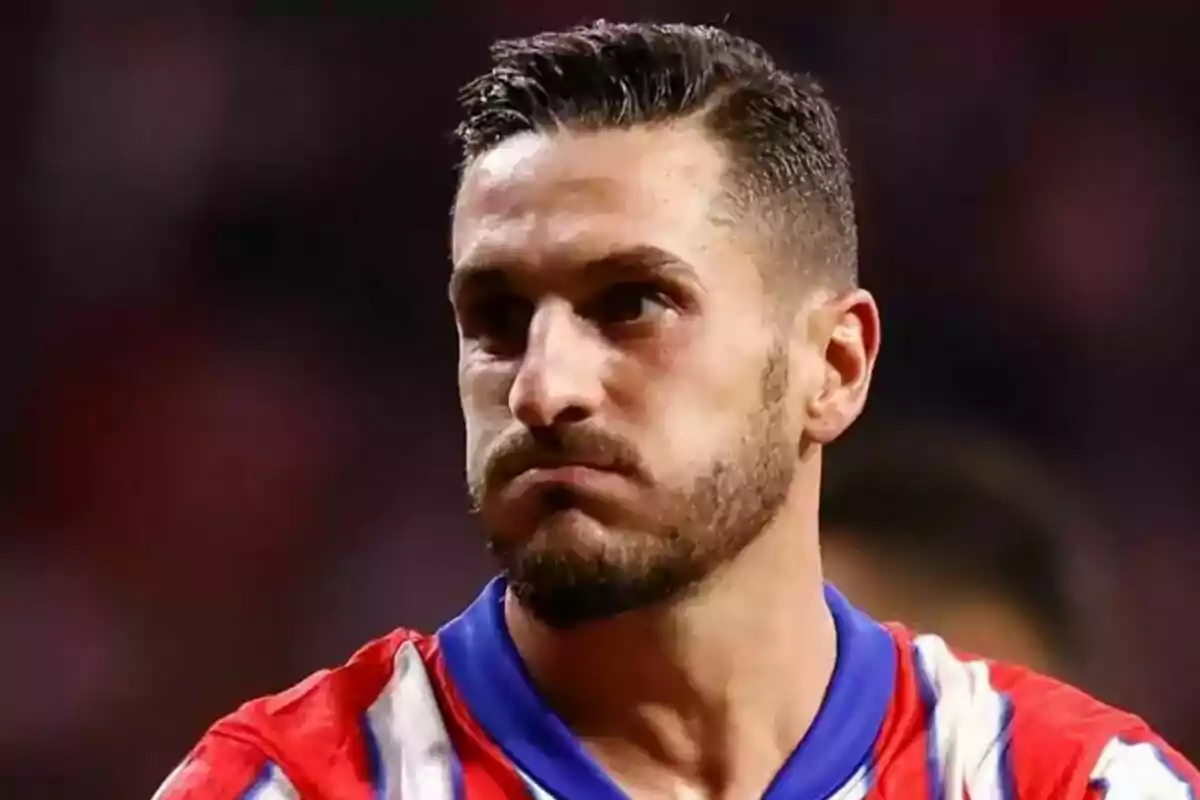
805, 289, 881, 444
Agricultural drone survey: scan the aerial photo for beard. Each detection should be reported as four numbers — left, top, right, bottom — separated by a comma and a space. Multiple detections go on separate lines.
467, 345, 794, 630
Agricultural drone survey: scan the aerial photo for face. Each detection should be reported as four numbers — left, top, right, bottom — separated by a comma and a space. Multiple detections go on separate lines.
450, 124, 872, 628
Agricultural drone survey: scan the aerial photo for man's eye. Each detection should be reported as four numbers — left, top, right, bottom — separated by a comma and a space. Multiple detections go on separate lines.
464, 295, 532, 353
589, 282, 674, 327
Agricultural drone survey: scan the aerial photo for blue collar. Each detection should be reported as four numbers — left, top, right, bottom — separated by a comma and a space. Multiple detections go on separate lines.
438, 578, 895, 799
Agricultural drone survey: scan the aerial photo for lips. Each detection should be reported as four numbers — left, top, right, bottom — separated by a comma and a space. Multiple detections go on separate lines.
503, 463, 637, 510
493, 455, 623, 489
519, 463, 618, 482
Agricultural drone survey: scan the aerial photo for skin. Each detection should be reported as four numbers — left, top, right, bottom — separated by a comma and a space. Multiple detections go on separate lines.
450, 120, 881, 799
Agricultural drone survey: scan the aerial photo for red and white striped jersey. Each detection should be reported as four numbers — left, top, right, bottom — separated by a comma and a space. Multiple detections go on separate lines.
153, 579, 1199, 799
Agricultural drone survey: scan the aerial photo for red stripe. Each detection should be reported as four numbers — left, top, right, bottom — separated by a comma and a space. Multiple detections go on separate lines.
864, 625, 937, 799
154, 732, 269, 799
421, 636, 533, 799
227, 630, 414, 799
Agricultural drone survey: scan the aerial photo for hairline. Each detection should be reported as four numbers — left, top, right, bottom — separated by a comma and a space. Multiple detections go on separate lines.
453, 111, 852, 295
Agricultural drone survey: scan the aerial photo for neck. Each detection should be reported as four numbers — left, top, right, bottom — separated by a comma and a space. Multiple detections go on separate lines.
504, 481, 835, 798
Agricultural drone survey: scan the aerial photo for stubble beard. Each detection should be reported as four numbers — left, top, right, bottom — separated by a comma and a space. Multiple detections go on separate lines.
470, 348, 794, 630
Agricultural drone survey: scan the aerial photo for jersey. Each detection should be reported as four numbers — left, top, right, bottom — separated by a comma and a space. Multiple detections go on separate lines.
153, 578, 1199, 799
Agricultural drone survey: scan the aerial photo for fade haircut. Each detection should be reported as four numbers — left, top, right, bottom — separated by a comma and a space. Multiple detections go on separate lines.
453, 20, 858, 284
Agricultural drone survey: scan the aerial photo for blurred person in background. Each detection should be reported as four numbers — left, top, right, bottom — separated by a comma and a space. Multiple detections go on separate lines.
154, 20, 1198, 800
820, 423, 1083, 680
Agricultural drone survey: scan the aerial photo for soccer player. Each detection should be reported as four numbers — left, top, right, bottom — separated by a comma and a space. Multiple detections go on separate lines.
820, 425, 1084, 679
154, 21, 1199, 799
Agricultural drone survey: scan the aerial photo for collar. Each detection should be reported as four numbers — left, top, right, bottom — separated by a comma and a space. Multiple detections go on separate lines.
438, 577, 895, 799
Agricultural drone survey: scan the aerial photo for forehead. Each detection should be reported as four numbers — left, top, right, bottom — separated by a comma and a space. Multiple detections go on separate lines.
451, 125, 740, 275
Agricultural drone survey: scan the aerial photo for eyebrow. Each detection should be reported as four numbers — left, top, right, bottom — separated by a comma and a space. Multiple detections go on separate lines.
447, 244, 693, 304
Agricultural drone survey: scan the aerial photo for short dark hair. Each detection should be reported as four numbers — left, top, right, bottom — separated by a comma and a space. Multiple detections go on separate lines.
454, 20, 857, 283
821, 425, 1084, 671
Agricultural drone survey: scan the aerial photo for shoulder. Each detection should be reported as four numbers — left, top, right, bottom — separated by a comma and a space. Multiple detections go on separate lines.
152, 628, 432, 799
886, 626, 1198, 799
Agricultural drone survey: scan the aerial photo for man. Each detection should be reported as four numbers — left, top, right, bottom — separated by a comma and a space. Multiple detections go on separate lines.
155, 21, 1198, 799
820, 424, 1084, 678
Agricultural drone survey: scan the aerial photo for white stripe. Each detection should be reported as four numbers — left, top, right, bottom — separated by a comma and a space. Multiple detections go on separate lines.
245, 764, 300, 800
914, 636, 967, 797
150, 758, 189, 800
149, 756, 298, 800
827, 763, 871, 800
913, 635, 1012, 800
958, 658, 1009, 800
365, 640, 457, 800
1090, 738, 1193, 798
518, 768, 558, 800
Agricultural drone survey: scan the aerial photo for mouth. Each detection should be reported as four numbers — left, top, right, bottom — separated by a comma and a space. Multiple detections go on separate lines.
514, 463, 621, 486
523, 462, 619, 482
499, 462, 637, 508
494, 454, 622, 485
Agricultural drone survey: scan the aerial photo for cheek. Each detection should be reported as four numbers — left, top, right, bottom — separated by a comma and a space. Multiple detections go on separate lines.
665, 324, 775, 421
633, 345, 766, 478
459, 357, 514, 413
462, 416, 504, 486
608, 317, 714, 402
459, 364, 515, 452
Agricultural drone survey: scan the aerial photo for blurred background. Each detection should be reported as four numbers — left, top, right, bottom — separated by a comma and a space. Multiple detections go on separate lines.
3, 3, 1198, 796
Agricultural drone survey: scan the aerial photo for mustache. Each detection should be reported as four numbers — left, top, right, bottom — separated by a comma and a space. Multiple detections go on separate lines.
482, 426, 646, 491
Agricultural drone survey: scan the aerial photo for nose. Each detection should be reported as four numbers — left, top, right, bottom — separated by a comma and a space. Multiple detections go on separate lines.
509, 302, 605, 430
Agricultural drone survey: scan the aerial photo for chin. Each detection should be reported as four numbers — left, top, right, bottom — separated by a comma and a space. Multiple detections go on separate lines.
488, 509, 624, 567
535, 505, 622, 547
486, 487, 647, 556
491, 517, 710, 630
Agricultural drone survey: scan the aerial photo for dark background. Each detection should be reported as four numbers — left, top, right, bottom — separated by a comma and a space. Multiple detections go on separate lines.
2, 3, 1197, 796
